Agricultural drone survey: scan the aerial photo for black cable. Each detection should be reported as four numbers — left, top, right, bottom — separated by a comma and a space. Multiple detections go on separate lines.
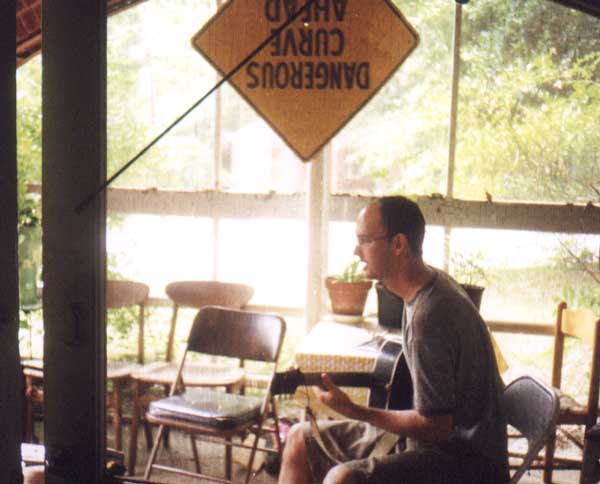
75, 0, 316, 213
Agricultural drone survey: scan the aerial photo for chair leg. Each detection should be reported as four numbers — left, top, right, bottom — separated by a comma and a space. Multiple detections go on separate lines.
269, 396, 283, 455
244, 432, 261, 484
112, 381, 123, 451
581, 439, 600, 484
225, 436, 232, 481
144, 424, 166, 480
163, 384, 171, 449
127, 380, 141, 475
544, 430, 557, 483
143, 417, 153, 450
24, 375, 35, 443
190, 434, 201, 473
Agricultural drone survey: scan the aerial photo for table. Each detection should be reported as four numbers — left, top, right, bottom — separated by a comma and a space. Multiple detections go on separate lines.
293, 318, 394, 417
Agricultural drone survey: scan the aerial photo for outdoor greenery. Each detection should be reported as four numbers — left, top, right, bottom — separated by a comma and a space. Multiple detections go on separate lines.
457, 0, 600, 203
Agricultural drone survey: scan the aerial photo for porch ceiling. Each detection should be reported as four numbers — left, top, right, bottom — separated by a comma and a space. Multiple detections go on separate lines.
15, 0, 599, 68
15, 0, 148, 67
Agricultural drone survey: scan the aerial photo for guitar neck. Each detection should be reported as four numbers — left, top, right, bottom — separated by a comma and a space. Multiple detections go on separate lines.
297, 372, 382, 389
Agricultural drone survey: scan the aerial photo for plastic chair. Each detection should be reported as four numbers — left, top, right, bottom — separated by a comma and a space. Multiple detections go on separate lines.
127, 281, 254, 475
505, 375, 560, 484
142, 306, 286, 484
543, 302, 600, 483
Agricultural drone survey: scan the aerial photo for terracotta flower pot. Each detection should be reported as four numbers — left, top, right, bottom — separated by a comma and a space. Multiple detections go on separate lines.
325, 277, 373, 316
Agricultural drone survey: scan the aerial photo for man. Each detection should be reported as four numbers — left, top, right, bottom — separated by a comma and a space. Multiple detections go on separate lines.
279, 196, 509, 484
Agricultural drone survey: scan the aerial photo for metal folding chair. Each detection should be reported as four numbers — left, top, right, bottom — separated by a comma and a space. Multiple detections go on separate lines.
505, 375, 560, 484
142, 305, 286, 484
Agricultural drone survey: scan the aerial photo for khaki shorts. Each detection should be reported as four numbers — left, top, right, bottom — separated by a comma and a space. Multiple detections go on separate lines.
301, 420, 498, 484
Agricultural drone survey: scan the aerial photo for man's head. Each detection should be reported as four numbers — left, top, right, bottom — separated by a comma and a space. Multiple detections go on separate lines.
354, 196, 426, 281
378, 196, 425, 256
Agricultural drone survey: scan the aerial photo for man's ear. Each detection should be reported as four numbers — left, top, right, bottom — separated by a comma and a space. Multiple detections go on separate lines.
390, 233, 410, 256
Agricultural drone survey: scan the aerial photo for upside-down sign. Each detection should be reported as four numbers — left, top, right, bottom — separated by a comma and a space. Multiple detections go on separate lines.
192, 0, 419, 161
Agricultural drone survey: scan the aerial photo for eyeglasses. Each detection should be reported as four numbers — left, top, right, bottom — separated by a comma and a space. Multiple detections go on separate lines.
356, 234, 390, 246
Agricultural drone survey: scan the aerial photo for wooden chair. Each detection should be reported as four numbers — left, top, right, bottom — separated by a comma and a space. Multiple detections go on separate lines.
543, 301, 600, 484
106, 279, 150, 451
127, 280, 254, 475
20, 279, 149, 450
142, 306, 286, 484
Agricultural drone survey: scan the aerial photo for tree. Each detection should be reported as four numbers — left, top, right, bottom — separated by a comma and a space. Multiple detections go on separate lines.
457, 0, 600, 203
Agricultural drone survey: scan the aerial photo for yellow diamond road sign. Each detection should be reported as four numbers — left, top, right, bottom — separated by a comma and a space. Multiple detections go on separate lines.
192, 0, 419, 161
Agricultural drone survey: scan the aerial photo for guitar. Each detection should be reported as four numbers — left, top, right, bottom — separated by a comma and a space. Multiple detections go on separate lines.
272, 338, 413, 410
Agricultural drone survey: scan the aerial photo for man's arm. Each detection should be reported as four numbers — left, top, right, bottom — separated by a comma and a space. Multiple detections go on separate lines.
314, 373, 453, 443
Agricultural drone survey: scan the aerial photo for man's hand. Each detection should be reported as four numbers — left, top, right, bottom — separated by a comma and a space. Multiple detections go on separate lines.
312, 373, 361, 419
313, 374, 454, 443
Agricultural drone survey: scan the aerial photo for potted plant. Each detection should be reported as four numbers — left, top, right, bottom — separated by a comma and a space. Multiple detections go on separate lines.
450, 251, 488, 310
325, 258, 373, 316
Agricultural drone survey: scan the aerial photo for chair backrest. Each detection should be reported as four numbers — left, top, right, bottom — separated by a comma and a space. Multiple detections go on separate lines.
505, 375, 560, 484
187, 306, 286, 364
165, 281, 254, 309
106, 279, 149, 309
551, 301, 600, 427
106, 279, 150, 364
163, 281, 254, 362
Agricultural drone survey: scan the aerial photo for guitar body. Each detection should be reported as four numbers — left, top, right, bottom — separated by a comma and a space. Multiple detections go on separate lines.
272, 337, 413, 411
368, 339, 412, 410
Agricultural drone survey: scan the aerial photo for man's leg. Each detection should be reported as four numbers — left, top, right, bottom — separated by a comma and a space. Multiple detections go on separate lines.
278, 423, 313, 484
23, 466, 44, 484
323, 464, 361, 484
330, 444, 492, 484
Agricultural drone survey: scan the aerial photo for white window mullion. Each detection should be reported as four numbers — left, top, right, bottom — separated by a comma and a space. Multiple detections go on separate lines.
444, 2, 464, 272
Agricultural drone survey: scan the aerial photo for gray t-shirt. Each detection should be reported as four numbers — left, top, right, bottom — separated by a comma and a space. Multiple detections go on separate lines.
402, 267, 509, 483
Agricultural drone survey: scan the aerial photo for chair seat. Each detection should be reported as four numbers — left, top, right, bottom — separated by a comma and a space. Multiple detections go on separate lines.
131, 361, 245, 387
107, 361, 143, 380
148, 387, 262, 430
22, 359, 144, 380
557, 389, 587, 415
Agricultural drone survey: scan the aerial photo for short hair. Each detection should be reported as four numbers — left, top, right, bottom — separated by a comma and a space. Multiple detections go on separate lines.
378, 196, 425, 256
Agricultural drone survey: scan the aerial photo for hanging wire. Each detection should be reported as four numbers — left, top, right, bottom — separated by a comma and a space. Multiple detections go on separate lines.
75, 0, 317, 213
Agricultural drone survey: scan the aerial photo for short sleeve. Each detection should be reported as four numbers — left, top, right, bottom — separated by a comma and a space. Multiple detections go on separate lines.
407, 309, 457, 416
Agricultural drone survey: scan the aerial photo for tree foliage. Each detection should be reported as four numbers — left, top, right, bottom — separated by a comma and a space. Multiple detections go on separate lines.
457, 0, 600, 202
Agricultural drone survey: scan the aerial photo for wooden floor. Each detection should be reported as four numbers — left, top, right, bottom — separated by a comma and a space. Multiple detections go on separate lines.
128, 433, 587, 484
121, 422, 583, 484
124, 423, 279, 484
29, 419, 584, 484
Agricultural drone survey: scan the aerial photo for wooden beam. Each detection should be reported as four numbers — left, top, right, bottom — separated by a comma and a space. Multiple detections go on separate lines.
414, 196, 600, 234
29, 184, 600, 234
0, 0, 25, 481
42, 2, 107, 482
487, 320, 555, 336
104, 187, 306, 219
328, 194, 600, 235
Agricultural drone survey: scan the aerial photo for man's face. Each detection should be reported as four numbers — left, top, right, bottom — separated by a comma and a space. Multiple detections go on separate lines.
354, 203, 391, 281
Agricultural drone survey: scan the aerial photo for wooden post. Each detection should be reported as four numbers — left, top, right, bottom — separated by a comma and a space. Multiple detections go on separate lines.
42, 2, 107, 483
443, 2, 463, 271
305, 148, 330, 329
0, 2, 25, 482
